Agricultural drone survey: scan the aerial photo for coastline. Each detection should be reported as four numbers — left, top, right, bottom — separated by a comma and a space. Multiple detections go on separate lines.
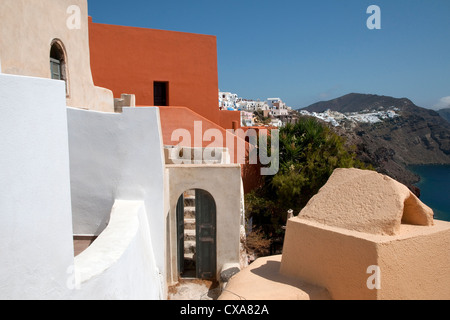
408, 164, 450, 222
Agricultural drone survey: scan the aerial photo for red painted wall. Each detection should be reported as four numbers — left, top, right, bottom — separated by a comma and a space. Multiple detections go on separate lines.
88, 18, 239, 128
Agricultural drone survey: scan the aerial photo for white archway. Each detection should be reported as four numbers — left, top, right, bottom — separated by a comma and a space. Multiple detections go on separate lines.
166, 164, 242, 284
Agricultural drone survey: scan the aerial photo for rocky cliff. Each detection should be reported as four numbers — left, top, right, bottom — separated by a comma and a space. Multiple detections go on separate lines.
300, 93, 450, 194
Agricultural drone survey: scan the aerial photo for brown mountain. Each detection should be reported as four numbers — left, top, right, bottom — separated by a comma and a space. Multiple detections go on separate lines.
301, 93, 450, 195
304, 93, 412, 113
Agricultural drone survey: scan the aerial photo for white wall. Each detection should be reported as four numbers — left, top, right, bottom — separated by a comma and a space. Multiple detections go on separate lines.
0, 74, 167, 299
72, 200, 162, 300
67, 107, 167, 282
0, 73, 74, 299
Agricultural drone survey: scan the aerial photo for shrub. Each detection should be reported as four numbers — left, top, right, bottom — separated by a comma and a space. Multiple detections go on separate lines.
245, 116, 372, 242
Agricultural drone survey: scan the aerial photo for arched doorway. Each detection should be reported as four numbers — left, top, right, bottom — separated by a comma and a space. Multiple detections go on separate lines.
176, 189, 216, 279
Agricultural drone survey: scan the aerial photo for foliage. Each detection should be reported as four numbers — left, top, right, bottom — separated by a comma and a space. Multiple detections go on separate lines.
244, 227, 272, 258
245, 189, 284, 238
253, 110, 272, 125
245, 116, 373, 240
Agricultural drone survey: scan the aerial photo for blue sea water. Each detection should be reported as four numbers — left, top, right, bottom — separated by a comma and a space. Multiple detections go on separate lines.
409, 165, 450, 222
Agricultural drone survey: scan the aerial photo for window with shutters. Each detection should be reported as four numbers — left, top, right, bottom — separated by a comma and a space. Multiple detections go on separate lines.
50, 39, 69, 97
50, 58, 61, 80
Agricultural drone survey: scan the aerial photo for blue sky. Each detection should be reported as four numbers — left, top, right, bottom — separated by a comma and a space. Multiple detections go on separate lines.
87, 0, 450, 110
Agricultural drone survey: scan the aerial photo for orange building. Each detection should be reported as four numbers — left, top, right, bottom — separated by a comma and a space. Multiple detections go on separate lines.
88, 18, 240, 131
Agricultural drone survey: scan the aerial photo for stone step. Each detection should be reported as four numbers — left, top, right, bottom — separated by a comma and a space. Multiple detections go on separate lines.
184, 206, 195, 218
184, 196, 195, 207
184, 252, 195, 260
184, 229, 196, 241
184, 218, 196, 230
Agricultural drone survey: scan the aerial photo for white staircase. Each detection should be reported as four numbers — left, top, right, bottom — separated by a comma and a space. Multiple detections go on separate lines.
183, 191, 196, 273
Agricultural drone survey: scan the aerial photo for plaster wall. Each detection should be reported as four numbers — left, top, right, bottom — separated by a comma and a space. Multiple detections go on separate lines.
0, 0, 113, 112
0, 73, 74, 299
0, 73, 166, 299
165, 165, 242, 283
281, 218, 379, 300
281, 217, 450, 300
376, 221, 450, 300
67, 107, 166, 279
72, 200, 162, 300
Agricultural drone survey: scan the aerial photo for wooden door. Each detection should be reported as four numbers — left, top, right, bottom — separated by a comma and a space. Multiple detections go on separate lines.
176, 194, 185, 274
195, 189, 217, 279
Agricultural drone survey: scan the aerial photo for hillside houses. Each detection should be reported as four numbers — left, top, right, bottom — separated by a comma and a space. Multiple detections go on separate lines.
219, 91, 295, 127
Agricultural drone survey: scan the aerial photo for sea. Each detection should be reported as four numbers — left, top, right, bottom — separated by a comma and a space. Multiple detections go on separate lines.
409, 165, 450, 222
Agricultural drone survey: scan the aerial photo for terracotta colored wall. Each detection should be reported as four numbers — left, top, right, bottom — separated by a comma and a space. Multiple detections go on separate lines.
89, 18, 229, 125
219, 110, 241, 130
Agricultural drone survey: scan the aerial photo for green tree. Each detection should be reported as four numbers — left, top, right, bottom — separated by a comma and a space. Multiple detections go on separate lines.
245, 116, 372, 240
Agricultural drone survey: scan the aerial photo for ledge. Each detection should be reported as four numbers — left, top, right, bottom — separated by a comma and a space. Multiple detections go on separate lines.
165, 164, 241, 168
74, 200, 144, 284
219, 255, 330, 300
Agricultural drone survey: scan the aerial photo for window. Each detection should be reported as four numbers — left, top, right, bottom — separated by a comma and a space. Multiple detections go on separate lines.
50, 58, 61, 80
50, 40, 69, 96
154, 82, 168, 106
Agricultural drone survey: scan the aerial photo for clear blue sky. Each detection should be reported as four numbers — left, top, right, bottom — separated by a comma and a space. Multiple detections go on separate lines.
87, 0, 450, 110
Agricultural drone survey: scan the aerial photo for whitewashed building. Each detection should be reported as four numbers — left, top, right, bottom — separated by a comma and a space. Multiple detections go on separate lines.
236, 99, 269, 111
241, 111, 255, 126
219, 91, 238, 110
268, 98, 290, 116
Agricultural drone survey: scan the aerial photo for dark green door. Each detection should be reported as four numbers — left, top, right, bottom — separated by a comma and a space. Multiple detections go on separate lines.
176, 194, 185, 274
195, 190, 217, 279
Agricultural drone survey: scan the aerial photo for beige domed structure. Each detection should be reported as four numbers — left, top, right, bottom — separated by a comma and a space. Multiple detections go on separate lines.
220, 168, 450, 300
298, 168, 434, 236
